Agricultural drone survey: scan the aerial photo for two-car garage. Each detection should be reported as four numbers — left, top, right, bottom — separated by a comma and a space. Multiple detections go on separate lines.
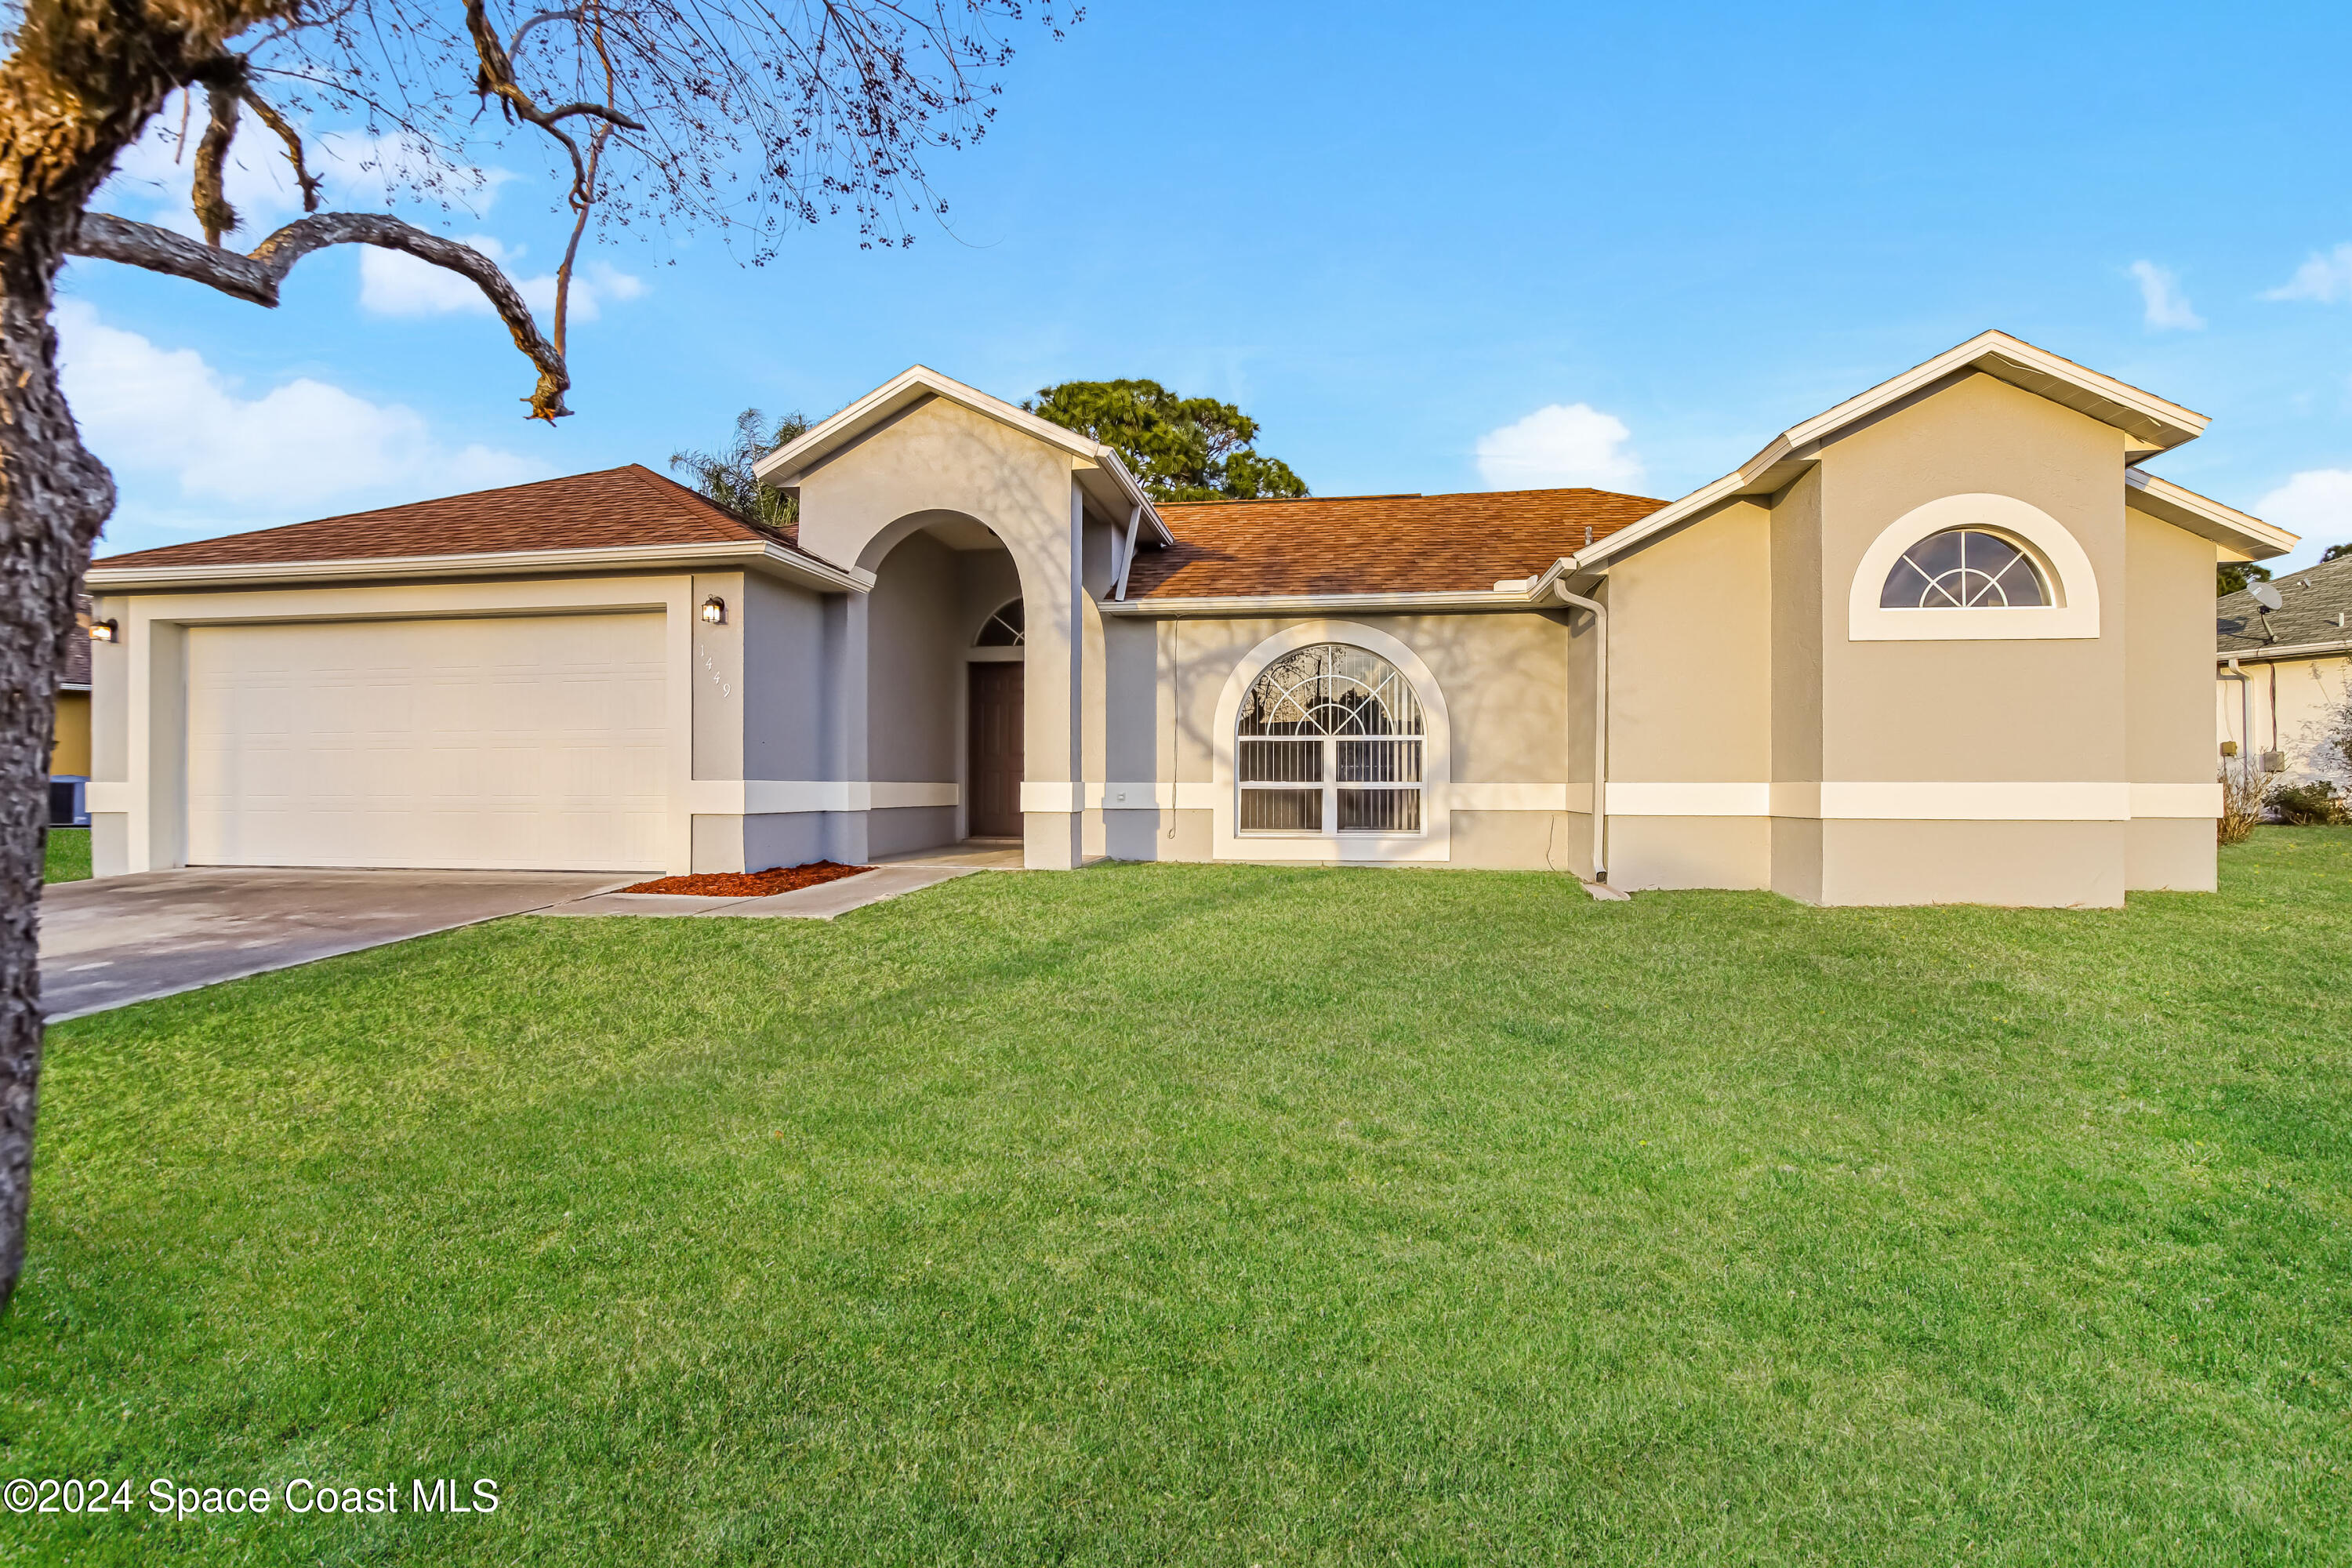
181, 612, 670, 873
82, 463, 878, 880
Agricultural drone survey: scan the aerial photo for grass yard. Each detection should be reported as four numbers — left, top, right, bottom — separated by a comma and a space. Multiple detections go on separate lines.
5, 831, 2351, 1564
42, 826, 88, 884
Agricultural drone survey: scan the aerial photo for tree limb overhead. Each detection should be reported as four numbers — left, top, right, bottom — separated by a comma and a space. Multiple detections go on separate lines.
69, 210, 572, 419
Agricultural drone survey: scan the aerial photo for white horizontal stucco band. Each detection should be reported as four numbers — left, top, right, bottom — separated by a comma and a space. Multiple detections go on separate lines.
1059, 782, 2223, 820
686, 782, 959, 815
1072, 782, 1576, 812
1607, 782, 2222, 820
114, 776, 2214, 823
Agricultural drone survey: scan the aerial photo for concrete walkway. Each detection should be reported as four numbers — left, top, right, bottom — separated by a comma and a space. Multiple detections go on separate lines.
537, 863, 976, 920
874, 838, 1025, 869
41, 867, 630, 1021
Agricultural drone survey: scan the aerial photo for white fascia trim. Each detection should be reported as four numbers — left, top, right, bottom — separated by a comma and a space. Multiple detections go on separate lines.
86, 539, 874, 596
753, 365, 1171, 546
2216, 637, 2352, 663
1102, 584, 1562, 617
2125, 468, 2295, 561
1570, 331, 2223, 575
1780, 332, 2205, 457
690, 781, 958, 815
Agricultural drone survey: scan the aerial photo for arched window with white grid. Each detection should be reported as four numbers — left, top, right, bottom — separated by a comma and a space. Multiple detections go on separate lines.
1236, 642, 1425, 835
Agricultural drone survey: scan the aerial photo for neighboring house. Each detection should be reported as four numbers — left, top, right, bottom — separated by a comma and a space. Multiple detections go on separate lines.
82, 331, 2294, 906
2216, 555, 2352, 787
50, 594, 91, 826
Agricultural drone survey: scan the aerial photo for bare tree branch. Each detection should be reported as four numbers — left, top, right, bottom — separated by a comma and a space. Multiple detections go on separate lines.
238, 88, 323, 212
510, 8, 588, 54
69, 210, 572, 419
192, 85, 241, 244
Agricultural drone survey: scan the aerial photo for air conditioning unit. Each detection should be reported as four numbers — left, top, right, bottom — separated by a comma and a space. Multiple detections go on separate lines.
48, 775, 87, 828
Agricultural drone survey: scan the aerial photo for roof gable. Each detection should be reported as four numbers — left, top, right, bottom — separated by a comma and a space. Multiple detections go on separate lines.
1573, 331, 2286, 575
753, 365, 1171, 543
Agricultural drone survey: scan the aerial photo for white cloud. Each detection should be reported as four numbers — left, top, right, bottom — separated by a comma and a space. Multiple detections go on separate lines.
1475, 403, 1644, 490
2129, 260, 2205, 331
99, 114, 503, 241
2263, 244, 2352, 304
56, 300, 553, 515
361, 240, 644, 324
2256, 469, 2352, 549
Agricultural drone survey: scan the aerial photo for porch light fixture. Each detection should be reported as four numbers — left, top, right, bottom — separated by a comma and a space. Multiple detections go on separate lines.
89, 618, 118, 644
699, 596, 727, 626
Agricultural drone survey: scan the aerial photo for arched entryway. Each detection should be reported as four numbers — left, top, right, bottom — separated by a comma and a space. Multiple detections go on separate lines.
863, 511, 1029, 857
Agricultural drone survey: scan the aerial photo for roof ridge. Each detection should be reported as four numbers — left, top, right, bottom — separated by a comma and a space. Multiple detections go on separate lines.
1156, 485, 1669, 510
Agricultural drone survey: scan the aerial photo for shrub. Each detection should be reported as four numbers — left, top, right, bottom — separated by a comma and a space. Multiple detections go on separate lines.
2267, 780, 2350, 826
2220, 764, 2268, 844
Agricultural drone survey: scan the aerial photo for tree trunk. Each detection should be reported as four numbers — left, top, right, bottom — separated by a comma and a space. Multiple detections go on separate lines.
0, 0, 190, 1312
0, 256, 111, 1310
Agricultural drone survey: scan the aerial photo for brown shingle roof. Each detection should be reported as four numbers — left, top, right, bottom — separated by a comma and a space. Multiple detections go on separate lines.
1127, 487, 1667, 600
89, 465, 786, 572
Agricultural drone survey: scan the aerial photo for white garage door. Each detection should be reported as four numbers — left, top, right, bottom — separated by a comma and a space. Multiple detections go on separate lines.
187, 613, 670, 871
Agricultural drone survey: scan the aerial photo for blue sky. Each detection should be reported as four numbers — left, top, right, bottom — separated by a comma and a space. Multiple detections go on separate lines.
64, 0, 2352, 571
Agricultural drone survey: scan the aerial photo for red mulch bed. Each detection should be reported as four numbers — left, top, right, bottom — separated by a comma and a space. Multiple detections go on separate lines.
620, 861, 873, 898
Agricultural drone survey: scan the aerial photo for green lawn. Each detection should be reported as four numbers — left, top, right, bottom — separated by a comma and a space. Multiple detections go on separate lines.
42, 826, 88, 884
7, 833, 2351, 1564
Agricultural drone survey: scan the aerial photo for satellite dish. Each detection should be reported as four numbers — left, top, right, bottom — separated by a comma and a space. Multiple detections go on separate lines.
2252, 581, 2284, 612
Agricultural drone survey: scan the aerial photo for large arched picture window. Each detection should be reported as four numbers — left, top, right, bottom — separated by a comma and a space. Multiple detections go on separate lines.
1878, 528, 2048, 608
1236, 642, 1425, 834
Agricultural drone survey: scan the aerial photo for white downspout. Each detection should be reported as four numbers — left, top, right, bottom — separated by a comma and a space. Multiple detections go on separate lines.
1116, 503, 1143, 601
1555, 577, 1609, 884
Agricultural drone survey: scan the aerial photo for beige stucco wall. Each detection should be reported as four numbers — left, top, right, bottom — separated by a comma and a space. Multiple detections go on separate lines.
1606, 499, 1771, 890
2125, 510, 2218, 786
1769, 468, 1826, 901
1610, 501, 1771, 783
1816, 372, 2129, 782
2122, 508, 2224, 891
1102, 609, 1582, 869
1610, 815, 1771, 890
1823, 820, 2126, 907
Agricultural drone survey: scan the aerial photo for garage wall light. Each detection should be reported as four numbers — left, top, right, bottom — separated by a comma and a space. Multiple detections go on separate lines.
89, 619, 119, 644
699, 596, 727, 626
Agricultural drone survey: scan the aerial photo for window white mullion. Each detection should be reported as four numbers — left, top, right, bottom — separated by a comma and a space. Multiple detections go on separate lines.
1323, 735, 1337, 837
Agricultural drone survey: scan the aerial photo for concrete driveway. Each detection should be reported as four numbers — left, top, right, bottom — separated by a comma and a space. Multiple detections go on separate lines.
39, 868, 631, 1022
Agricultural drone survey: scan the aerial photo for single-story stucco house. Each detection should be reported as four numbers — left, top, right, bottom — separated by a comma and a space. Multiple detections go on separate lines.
2216, 555, 2352, 788
82, 331, 2296, 906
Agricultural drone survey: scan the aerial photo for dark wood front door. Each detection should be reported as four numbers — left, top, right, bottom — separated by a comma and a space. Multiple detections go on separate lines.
967, 662, 1024, 837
